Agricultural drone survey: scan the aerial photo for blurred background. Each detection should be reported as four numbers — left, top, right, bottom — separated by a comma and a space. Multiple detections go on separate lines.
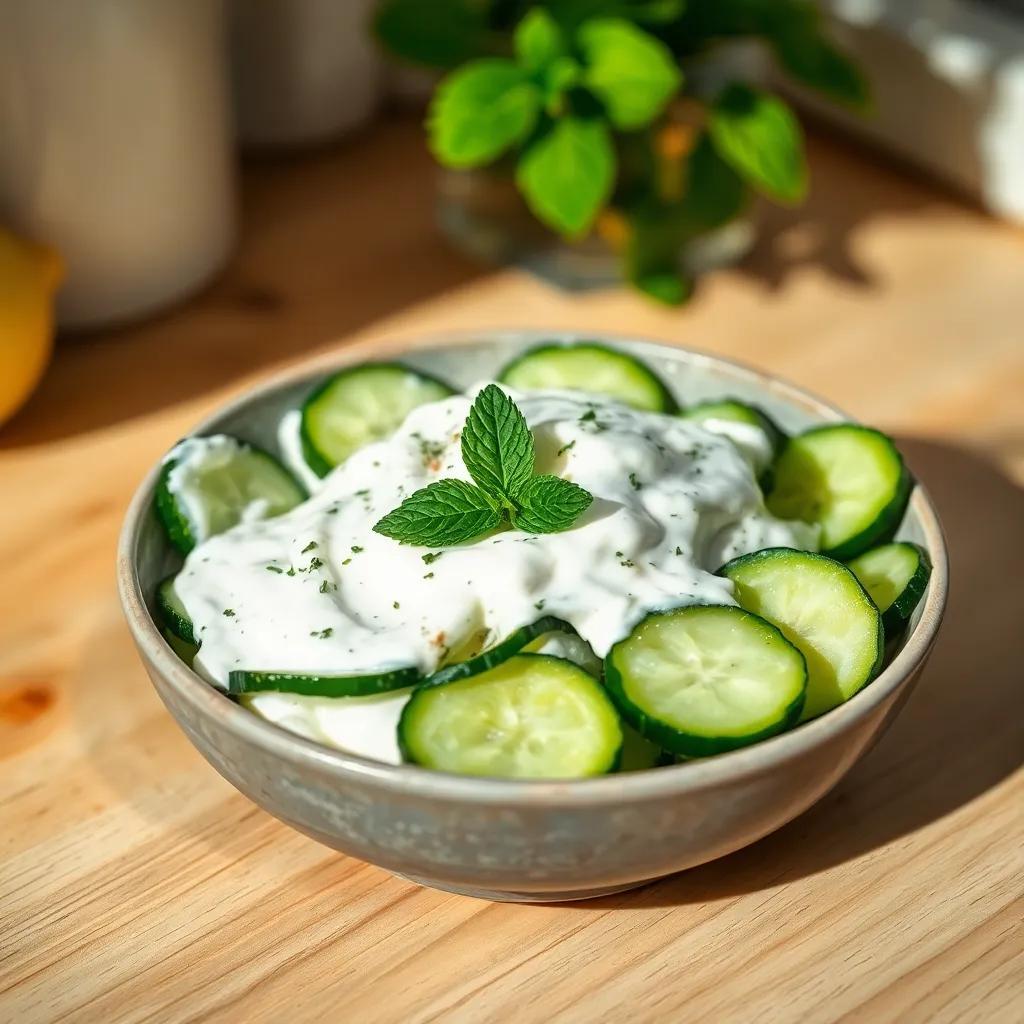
0, 0, 1022, 447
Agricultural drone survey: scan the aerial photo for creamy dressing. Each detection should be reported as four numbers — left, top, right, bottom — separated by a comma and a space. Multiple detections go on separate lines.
694, 417, 775, 475
173, 385, 817, 764
278, 408, 324, 494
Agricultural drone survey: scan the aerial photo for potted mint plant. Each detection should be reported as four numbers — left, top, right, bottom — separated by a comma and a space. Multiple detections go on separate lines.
377, 0, 866, 303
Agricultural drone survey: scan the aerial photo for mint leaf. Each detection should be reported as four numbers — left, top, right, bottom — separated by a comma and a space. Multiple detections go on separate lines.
679, 132, 748, 232
511, 476, 593, 534
772, 30, 870, 110
374, 0, 489, 70
517, 117, 615, 237
373, 479, 500, 546
632, 269, 691, 306
543, 56, 581, 105
461, 384, 535, 502
577, 18, 681, 130
428, 59, 541, 168
377, 388, 594, 548
515, 9, 565, 72
708, 83, 807, 204
548, 0, 683, 30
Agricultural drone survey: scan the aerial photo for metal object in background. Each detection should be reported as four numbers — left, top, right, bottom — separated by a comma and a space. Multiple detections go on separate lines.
0, 0, 237, 331
790, 0, 1024, 222
230, 0, 382, 149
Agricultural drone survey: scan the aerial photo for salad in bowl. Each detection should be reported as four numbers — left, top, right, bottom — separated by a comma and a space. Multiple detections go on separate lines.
150, 341, 931, 779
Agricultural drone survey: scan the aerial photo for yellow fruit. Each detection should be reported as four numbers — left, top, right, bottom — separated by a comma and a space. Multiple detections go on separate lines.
0, 229, 62, 426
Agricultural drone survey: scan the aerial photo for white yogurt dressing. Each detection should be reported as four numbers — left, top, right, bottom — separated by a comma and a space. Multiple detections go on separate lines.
278, 408, 324, 495
173, 385, 817, 763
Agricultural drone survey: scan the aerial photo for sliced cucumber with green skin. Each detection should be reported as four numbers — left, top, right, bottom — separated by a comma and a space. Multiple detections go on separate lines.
300, 362, 455, 477
162, 628, 199, 666
847, 542, 932, 638
399, 654, 623, 779
228, 665, 420, 698
426, 616, 575, 686
157, 576, 195, 645
605, 605, 807, 758
766, 424, 911, 559
720, 548, 883, 721
682, 398, 787, 458
523, 630, 603, 677
498, 342, 678, 413
618, 725, 674, 771
156, 436, 306, 554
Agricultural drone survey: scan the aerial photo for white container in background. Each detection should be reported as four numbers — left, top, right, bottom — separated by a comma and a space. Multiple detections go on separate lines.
789, 0, 1024, 224
0, 0, 237, 331
230, 0, 382, 148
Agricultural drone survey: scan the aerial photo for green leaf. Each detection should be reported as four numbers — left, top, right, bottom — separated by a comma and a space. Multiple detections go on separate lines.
708, 83, 807, 204
515, 9, 566, 72
428, 59, 542, 169
549, 0, 685, 30
772, 30, 870, 110
511, 475, 593, 533
680, 131, 748, 231
621, 206, 691, 307
374, 0, 489, 70
669, 0, 814, 43
461, 384, 535, 502
542, 56, 581, 111
577, 18, 682, 130
517, 117, 615, 237
373, 480, 501, 547
630, 0, 686, 22
633, 270, 692, 306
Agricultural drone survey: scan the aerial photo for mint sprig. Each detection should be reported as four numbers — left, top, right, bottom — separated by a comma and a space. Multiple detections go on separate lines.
374, 384, 593, 547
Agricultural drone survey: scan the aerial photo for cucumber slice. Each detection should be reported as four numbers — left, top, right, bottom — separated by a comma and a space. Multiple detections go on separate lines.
162, 628, 199, 666
300, 362, 455, 476
498, 342, 678, 413
605, 605, 807, 757
682, 398, 786, 458
156, 436, 305, 554
228, 666, 420, 698
426, 616, 575, 686
766, 424, 911, 559
847, 542, 932, 638
399, 654, 623, 779
618, 726, 674, 771
523, 630, 603, 677
156, 576, 195, 645
720, 548, 883, 721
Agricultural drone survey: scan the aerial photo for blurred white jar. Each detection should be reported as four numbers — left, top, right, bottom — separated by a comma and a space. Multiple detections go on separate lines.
230, 0, 382, 149
0, 0, 236, 331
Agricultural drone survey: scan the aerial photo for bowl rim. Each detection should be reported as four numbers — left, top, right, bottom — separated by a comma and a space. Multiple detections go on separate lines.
117, 329, 949, 805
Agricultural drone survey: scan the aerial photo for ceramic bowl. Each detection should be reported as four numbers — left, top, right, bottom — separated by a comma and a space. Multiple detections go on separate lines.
117, 332, 948, 902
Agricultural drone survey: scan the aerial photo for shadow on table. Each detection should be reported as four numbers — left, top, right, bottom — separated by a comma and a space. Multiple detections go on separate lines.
736, 129, 957, 295
572, 436, 1024, 911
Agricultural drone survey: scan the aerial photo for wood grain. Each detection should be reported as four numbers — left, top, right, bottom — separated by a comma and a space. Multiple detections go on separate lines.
1, 116, 1022, 1024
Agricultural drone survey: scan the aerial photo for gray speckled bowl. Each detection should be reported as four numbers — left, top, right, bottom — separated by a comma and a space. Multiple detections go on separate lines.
118, 332, 948, 902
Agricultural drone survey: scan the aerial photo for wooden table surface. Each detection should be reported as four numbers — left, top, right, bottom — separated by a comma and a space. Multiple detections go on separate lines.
2, 116, 1022, 1024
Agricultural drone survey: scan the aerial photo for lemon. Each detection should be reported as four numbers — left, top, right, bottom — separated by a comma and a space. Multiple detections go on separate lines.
0, 229, 62, 426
